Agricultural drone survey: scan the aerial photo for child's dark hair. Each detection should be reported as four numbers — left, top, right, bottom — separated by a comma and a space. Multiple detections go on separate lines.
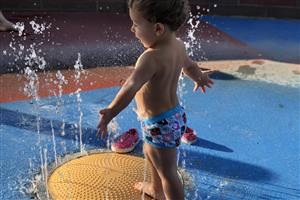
128, 0, 190, 31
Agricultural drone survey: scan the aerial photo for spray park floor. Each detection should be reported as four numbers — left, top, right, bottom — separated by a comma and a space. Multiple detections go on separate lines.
0, 12, 299, 199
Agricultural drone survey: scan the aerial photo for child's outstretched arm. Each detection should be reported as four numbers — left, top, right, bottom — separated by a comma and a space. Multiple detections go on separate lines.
182, 53, 214, 93
97, 51, 157, 138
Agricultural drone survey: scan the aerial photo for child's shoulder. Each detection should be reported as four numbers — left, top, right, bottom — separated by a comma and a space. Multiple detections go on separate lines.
136, 38, 186, 67
175, 37, 187, 50
134, 49, 159, 69
137, 49, 160, 63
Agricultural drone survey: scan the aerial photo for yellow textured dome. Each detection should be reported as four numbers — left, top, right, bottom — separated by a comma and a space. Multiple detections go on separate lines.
48, 153, 153, 200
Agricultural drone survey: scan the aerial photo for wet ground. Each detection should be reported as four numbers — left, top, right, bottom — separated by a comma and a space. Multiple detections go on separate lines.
0, 12, 299, 199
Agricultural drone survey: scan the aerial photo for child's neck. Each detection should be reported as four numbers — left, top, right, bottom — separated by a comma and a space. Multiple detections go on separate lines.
149, 32, 176, 49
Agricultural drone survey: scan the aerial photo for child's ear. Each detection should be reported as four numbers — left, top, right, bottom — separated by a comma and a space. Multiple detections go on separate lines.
154, 23, 165, 36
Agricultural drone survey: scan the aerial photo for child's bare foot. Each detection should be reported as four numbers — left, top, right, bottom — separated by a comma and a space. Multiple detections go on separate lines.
134, 182, 166, 200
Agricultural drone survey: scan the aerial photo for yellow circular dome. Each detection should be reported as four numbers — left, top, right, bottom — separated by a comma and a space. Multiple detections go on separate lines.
48, 153, 153, 200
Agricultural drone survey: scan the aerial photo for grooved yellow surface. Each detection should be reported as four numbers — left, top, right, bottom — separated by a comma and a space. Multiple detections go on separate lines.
48, 153, 152, 200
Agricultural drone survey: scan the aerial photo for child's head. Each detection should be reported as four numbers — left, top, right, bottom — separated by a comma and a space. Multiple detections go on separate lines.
128, 0, 190, 48
128, 0, 190, 32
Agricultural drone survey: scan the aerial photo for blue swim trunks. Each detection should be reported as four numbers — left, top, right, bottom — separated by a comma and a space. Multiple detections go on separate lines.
141, 104, 187, 148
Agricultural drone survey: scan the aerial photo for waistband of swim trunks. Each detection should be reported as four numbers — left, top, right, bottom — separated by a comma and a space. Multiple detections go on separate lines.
143, 104, 183, 125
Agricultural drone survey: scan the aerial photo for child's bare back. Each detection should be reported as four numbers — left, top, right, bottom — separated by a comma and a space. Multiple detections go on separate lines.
135, 38, 186, 119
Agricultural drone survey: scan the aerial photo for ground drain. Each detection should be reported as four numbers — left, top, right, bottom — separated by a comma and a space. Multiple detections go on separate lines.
48, 152, 162, 200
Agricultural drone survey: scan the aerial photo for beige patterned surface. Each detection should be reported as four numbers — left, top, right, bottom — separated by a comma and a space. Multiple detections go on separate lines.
48, 153, 152, 200
199, 59, 300, 87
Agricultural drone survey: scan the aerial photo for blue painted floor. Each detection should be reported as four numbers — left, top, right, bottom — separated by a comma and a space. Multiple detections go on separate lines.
1, 77, 299, 199
1, 14, 300, 200
203, 16, 300, 64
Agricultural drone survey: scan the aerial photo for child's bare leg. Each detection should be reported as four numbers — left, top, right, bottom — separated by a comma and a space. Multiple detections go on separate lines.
134, 144, 166, 200
0, 11, 16, 32
145, 143, 184, 200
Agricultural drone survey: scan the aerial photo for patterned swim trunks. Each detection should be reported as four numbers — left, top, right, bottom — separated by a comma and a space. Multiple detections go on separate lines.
141, 104, 187, 148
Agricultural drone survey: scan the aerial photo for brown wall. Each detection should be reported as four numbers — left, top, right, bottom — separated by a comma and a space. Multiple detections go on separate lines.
1, 0, 299, 19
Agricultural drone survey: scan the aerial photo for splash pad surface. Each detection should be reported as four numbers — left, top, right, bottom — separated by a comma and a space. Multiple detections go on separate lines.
1, 72, 299, 199
0, 13, 299, 200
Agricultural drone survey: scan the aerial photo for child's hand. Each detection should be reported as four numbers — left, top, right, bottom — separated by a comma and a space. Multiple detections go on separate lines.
194, 70, 215, 93
97, 108, 113, 139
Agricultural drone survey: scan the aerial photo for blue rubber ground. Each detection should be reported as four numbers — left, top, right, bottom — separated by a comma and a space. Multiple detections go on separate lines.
202, 16, 300, 64
1, 77, 299, 199
1, 15, 300, 199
